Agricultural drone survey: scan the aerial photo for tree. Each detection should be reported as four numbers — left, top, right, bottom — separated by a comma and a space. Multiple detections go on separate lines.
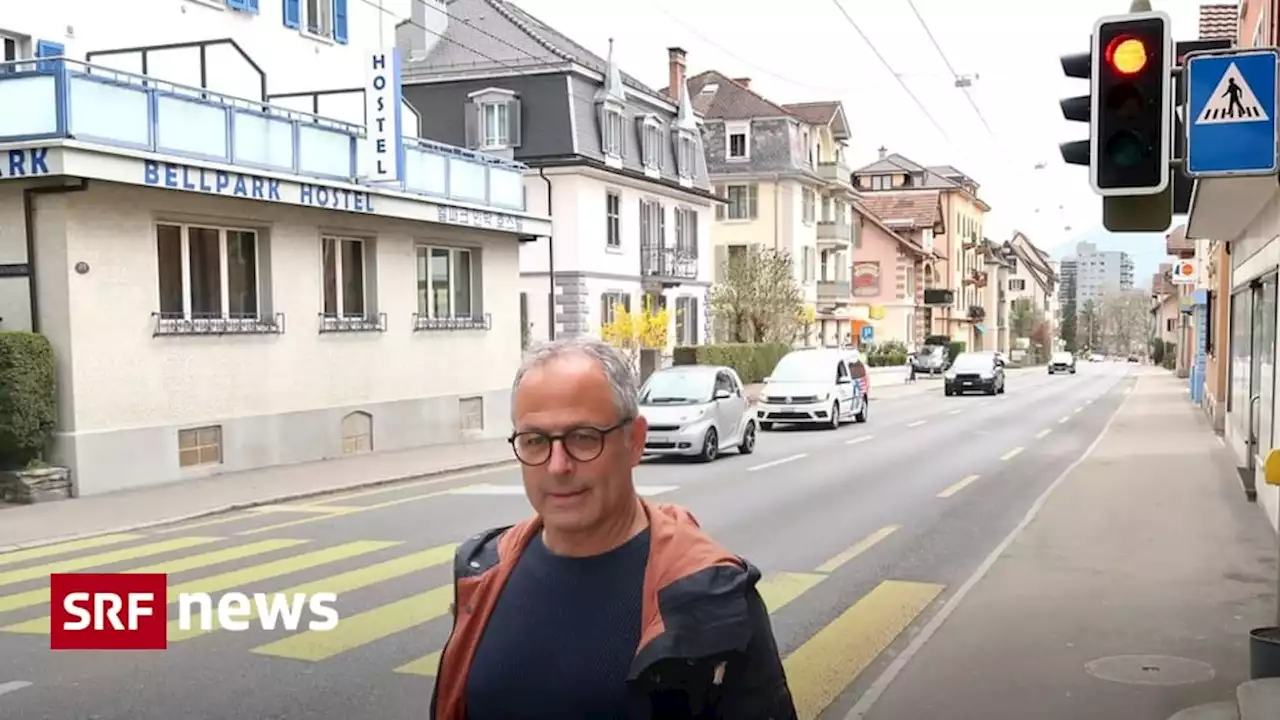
600, 296, 669, 369
709, 246, 804, 343
1010, 297, 1040, 338
1060, 299, 1078, 352
1078, 299, 1102, 350
1098, 290, 1149, 355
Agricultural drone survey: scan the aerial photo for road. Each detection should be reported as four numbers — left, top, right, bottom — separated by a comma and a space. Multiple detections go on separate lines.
0, 361, 1137, 720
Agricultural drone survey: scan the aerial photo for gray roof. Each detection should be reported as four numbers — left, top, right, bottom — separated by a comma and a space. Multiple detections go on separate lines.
853, 152, 967, 190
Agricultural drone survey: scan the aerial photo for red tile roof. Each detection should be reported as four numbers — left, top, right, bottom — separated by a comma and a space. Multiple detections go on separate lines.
856, 191, 942, 230
1199, 4, 1238, 41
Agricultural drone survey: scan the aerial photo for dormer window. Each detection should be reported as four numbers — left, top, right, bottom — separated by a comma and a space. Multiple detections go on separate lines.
465, 88, 522, 152
675, 131, 697, 181
638, 115, 664, 173
725, 121, 750, 161
600, 104, 625, 161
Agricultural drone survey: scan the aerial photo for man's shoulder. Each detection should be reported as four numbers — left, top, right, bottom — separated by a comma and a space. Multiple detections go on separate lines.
454, 524, 516, 580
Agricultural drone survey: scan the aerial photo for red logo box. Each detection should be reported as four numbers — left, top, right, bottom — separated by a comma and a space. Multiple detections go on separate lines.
50, 573, 168, 650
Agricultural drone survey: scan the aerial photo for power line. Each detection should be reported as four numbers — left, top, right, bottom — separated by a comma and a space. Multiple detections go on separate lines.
904, 0, 995, 136
826, 0, 951, 141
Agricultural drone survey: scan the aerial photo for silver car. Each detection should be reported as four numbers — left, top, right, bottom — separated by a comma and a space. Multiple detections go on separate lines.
638, 365, 758, 462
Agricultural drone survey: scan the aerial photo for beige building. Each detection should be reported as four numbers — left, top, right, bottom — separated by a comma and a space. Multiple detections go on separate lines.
1000, 231, 1058, 355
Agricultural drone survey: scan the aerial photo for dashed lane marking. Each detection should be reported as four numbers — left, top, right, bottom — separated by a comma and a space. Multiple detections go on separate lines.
1059, 415, 1070, 424
1035, 428, 1052, 440
906, 420, 927, 428
815, 526, 900, 574
747, 454, 807, 472
0, 681, 31, 698
937, 475, 980, 499
845, 435, 874, 446
948, 409, 962, 415
1000, 447, 1024, 461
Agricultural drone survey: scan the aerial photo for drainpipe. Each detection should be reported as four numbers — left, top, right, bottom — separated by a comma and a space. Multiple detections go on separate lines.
538, 167, 555, 340
23, 180, 90, 333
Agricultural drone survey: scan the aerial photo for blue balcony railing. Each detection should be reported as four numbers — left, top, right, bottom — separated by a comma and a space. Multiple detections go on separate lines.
0, 58, 527, 212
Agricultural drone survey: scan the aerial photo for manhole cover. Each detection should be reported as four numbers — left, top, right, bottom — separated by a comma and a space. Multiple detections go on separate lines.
1084, 655, 1215, 686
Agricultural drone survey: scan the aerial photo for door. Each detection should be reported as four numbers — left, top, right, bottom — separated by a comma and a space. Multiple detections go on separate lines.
713, 371, 742, 444
1250, 276, 1277, 471
835, 360, 854, 417
849, 360, 869, 404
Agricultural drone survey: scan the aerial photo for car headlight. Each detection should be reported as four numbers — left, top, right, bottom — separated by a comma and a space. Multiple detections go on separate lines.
944, 372, 956, 380
980, 372, 993, 380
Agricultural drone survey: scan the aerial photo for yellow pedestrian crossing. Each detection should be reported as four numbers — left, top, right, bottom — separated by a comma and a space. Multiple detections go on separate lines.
0, 526, 946, 718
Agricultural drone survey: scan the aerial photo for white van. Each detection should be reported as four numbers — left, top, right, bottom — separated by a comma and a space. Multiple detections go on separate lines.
755, 349, 868, 430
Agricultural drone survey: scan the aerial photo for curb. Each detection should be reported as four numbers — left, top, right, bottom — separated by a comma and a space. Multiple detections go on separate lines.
0, 457, 518, 554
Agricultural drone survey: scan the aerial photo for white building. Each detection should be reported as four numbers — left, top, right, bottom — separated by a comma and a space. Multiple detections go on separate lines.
1068, 241, 1135, 306
398, 1, 717, 351
0, 0, 551, 495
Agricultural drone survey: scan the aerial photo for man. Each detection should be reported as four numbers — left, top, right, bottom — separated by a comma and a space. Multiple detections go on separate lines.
430, 336, 796, 719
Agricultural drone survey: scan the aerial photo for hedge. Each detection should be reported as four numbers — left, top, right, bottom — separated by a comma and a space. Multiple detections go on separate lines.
0, 332, 57, 470
673, 343, 792, 384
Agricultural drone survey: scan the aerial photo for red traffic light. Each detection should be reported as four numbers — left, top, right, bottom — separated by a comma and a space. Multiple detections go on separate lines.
1105, 35, 1149, 75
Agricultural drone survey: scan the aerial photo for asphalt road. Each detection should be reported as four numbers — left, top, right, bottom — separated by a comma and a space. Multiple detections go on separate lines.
0, 361, 1138, 720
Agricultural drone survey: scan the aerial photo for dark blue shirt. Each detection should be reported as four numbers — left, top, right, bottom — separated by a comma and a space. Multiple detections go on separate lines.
464, 528, 651, 720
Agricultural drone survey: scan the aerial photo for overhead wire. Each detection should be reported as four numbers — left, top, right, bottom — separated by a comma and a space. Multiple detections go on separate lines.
904, 0, 995, 137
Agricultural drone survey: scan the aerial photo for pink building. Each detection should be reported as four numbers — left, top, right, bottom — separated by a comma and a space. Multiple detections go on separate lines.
850, 204, 934, 349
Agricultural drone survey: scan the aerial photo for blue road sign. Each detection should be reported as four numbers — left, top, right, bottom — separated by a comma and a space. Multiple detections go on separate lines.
860, 324, 874, 343
1185, 48, 1279, 178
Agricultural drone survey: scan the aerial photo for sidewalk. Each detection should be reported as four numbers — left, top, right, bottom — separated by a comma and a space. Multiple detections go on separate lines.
0, 438, 516, 551
855, 369, 1279, 720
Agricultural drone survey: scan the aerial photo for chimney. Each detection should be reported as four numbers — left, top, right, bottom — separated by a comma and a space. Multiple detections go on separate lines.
878, 146, 887, 159
667, 46, 686, 102
734, 77, 751, 89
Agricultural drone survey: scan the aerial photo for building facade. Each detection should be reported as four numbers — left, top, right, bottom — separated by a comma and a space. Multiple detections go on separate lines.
1001, 231, 1058, 354
1066, 241, 1135, 306
682, 72, 857, 346
845, 205, 931, 349
396, 0, 716, 350
854, 192, 947, 349
853, 150, 991, 351
0, 0, 551, 495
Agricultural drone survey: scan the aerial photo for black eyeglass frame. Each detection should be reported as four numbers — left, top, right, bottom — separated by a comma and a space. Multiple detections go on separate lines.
507, 418, 634, 466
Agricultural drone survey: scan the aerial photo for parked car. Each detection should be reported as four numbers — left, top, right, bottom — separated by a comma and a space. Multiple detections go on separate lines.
944, 351, 1006, 396
1048, 351, 1077, 374
912, 344, 950, 375
756, 348, 868, 430
638, 365, 756, 462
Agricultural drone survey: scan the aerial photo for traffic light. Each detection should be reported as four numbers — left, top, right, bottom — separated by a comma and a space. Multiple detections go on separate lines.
1090, 11, 1172, 196
1058, 48, 1092, 167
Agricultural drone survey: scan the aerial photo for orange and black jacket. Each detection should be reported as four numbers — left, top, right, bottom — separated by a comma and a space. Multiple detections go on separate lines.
429, 500, 798, 719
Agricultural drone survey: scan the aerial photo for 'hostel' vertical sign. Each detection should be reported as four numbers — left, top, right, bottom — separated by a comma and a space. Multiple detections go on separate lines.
365, 49, 404, 182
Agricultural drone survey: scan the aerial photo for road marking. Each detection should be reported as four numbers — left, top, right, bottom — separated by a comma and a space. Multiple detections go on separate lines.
0, 534, 143, 567
1059, 415, 1070, 424
305, 463, 517, 505
937, 474, 980, 499
845, 435, 874, 445
786, 580, 945, 720
1084, 399, 1092, 405
747, 454, 807, 472
847, 366, 1136, 719
0, 536, 218, 589
1, 540, 399, 636
815, 526, 900, 574
758, 571, 827, 613
948, 409, 962, 415
396, 651, 442, 677
0, 538, 309, 614
236, 485, 480, 536
252, 585, 452, 661
1035, 428, 1052, 440
1000, 447, 1024, 461
906, 420, 927, 428
169, 543, 456, 641
0, 681, 31, 697
1074, 406, 1084, 413
248, 505, 361, 515
448, 483, 677, 497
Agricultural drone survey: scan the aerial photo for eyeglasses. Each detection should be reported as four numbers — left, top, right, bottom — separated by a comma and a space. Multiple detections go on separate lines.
508, 419, 632, 466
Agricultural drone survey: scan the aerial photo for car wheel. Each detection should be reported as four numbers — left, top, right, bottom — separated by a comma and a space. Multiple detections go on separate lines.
998, 381, 1006, 394
827, 402, 840, 430
699, 428, 719, 463
855, 397, 869, 423
738, 422, 757, 455
944, 387, 953, 397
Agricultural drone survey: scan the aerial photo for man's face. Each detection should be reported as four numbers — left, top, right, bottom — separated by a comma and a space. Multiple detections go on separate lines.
511, 354, 647, 536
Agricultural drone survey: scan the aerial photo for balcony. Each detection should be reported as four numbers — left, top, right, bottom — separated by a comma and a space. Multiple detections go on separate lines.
818, 160, 854, 190
817, 280, 852, 305
963, 270, 988, 287
0, 58, 526, 212
817, 221, 853, 247
968, 305, 986, 321
923, 288, 955, 306
641, 244, 697, 286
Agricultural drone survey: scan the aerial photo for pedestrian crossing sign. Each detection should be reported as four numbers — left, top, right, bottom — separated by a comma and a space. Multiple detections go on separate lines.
1195, 62, 1269, 124
1184, 48, 1279, 178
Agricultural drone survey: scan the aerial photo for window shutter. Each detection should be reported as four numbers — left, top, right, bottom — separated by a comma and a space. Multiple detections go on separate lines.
715, 185, 725, 220
748, 185, 758, 218
658, 204, 666, 246
624, 294, 632, 312
507, 100, 522, 148
635, 117, 648, 163
226, 0, 248, 10
639, 201, 649, 246
600, 295, 609, 328
35, 40, 64, 73
689, 211, 699, 257
245, 0, 260, 12
714, 245, 728, 283
283, 0, 301, 29
333, 0, 349, 44
464, 102, 480, 149
690, 299, 700, 344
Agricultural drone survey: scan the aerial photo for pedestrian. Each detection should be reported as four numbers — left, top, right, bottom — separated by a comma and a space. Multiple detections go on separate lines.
429, 336, 797, 720
906, 352, 917, 383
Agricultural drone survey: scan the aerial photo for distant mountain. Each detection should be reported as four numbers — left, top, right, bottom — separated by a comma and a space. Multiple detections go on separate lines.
1045, 224, 1172, 289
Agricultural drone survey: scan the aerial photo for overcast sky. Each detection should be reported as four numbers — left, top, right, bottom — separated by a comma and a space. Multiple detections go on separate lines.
511, 0, 1208, 258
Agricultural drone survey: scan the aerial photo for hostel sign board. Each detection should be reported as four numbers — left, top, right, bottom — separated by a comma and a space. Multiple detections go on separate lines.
365, 49, 405, 182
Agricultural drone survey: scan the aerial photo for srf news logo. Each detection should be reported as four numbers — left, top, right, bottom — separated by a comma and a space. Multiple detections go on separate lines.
50, 573, 339, 650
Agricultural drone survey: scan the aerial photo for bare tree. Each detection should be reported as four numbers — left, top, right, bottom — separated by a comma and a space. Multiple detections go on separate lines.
1098, 290, 1149, 355
709, 246, 803, 343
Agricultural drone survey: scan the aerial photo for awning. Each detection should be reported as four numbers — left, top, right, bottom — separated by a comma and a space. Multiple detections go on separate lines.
975, 324, 988, 334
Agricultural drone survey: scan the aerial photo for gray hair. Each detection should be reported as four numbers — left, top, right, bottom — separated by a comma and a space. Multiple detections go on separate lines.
511, 336, 640, 423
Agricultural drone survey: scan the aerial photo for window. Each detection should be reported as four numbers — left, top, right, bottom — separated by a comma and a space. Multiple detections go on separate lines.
717, 184, 757, 220
640, 199, 664, 248
179, 426, 222, 468
802, 188, 815, 224
802, 247, 815, 283
1009, 278, 1026, 292
322, 236, 368, 318
726, 123, 749, 160
870, 175, 891, 190
304, 0, 332, 36
601, 291, 631, 327
601, 106, 625, 158
676, 132, 696, 179
285, 0, 347, 44
605, 191, 622, 248
675, 296, 700, 345
481, 102, 508, 149
1, 33, 28, 64
416, 246, 475, 320
157, 223, 261, 320
675, 207, 699, 257
640, 118, 663, 170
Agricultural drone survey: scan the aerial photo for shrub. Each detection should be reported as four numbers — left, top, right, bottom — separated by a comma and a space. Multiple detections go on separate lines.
672, 343, 792, 384
0, 332, 57, 470
947, 340, 967, 360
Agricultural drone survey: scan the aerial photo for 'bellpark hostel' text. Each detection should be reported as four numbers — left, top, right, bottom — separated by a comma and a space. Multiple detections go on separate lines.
143, 161, 376, 213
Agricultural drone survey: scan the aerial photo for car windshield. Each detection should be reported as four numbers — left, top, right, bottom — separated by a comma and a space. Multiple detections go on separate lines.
770, 353, 836, 383
951, 353, 993, 372
1052, 352, 1073, 363
640, 370, 713, 404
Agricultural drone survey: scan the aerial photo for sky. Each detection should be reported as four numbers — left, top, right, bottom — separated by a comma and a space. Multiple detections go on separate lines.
508, 0, 1210, 281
